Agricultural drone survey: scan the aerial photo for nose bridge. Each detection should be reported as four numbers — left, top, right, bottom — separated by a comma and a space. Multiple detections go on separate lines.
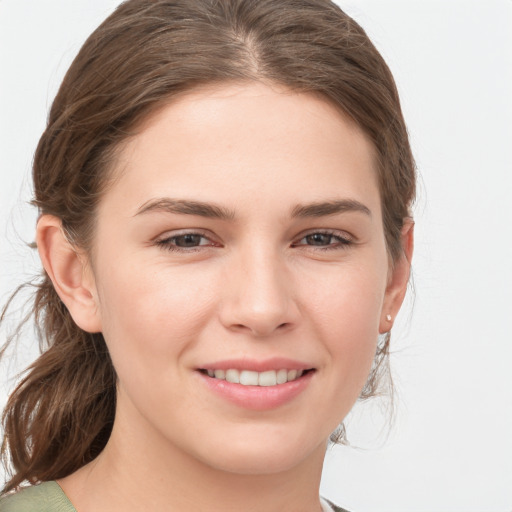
221, 241, 296, 336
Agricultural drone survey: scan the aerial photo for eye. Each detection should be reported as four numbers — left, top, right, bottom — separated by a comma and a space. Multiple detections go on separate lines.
155, 232, 216, 252
293, 231, 353, 250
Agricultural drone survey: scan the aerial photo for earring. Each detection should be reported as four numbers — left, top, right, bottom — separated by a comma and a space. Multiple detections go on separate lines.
386, 314, 392, 322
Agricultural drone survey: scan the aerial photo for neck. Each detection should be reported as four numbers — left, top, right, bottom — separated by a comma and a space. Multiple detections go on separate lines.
59, 403, 327, 512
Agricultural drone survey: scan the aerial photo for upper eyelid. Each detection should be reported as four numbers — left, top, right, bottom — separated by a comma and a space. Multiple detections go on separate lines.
154, 228, 353, 239
153, 230, 218, 250
293, 228, 354, 241
155, 229, 214, 241
153, 228, 355, 247
154, 232, 218, 252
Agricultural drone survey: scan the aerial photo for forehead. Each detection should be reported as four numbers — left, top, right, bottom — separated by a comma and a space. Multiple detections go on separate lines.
104, 81, 380, 219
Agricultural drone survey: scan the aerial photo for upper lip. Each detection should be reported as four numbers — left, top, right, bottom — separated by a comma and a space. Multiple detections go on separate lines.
198, 357, 314, 372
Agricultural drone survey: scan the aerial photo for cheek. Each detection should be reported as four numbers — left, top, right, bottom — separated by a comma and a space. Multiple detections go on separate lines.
303, 260, 387, 389
95, 259, 218, 375
307, 257, 386, 333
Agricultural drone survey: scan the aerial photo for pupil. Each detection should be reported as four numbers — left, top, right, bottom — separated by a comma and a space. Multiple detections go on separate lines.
307, 233, 331, 246
176, 234, 201, 247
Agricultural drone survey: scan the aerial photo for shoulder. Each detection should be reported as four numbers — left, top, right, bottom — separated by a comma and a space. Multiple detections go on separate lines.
0, 481, 76, 512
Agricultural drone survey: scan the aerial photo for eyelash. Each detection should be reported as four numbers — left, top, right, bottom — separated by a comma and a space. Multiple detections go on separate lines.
155, 230, 353, 253
293, 230, 353, 251
155, 231, 215, 252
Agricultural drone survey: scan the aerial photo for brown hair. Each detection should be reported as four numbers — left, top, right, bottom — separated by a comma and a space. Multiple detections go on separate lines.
1, 0, 415, 493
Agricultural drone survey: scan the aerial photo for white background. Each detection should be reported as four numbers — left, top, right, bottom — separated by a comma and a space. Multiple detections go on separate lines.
1, 1, 511, 511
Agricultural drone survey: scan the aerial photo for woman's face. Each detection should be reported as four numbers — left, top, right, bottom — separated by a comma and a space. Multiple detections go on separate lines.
86, 82, 404, 475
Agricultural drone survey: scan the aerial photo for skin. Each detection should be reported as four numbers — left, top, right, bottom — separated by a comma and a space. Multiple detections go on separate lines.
37, 82, 413, 511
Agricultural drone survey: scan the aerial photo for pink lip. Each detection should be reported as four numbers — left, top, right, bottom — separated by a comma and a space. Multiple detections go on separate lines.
198, 357, 313, 372
196, 358, 315, 411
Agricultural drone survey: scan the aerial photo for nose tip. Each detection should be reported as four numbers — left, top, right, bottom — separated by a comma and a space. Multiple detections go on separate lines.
219, 255, 298, 338
230, 316, 292, 338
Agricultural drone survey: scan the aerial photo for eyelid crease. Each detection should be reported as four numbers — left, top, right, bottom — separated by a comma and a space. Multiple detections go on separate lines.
292, 230, 354, 249
293, 227, 354, 242
155, 230, 215, 243
154, 231, 219, 252
153, 228, 355, 255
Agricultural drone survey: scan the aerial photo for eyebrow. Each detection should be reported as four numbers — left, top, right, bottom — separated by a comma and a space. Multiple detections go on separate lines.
134, 197, 371, 220
291, 199, 372, 218
135, 198, 236, 220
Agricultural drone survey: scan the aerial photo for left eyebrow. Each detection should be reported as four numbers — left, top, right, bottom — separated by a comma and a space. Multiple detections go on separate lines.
290, 199, 372, 218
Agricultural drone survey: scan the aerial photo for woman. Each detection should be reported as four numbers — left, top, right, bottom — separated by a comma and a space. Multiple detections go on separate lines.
0, 1, 415, 510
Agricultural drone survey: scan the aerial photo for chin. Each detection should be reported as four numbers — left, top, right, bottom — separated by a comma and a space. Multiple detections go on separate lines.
193, 426, 327, 476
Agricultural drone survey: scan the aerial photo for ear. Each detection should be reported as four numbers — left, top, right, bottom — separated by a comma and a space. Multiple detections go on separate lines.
379, 220, 414, 334
36, 215, 102, 333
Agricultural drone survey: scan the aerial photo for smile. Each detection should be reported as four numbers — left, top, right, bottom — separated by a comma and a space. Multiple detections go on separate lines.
198, 366, 315, 410
201, 368, 308, 386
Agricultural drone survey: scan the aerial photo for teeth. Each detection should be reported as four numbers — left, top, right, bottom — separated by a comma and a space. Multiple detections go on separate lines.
205, 368, 307, 386
225, 369, 240, 383
240, 370, 259, 385
259, 370, 277, 386
276, 369, 288, 384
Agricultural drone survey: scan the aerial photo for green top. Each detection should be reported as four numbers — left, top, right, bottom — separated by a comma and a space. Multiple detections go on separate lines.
0, 481, 348, 512
0, 482, 76, 512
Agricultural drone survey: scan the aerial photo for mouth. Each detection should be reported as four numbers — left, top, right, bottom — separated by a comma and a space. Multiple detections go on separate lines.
197, 362, 316, 410
198, 368, 315, 387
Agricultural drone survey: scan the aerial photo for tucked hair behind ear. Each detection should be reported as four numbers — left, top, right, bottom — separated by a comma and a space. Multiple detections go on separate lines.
1, 0, 415, 493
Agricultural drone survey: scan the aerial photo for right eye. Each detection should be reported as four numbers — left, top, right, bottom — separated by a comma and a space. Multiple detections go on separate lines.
155, 232, 215, 252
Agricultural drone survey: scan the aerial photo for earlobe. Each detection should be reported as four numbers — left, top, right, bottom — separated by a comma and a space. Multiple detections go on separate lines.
379, 220, 414, 334
36, 215, 102, 333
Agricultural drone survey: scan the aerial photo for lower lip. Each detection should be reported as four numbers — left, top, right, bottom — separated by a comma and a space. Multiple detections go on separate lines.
198, 371, 314, 410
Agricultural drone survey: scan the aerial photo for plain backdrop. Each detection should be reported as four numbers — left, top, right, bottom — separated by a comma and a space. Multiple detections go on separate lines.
1, 1, 511, 511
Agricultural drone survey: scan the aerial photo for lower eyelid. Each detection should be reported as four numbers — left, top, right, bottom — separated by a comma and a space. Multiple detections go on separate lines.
154, 231, 353, 251
154, 232, 214, 249
294, 232, 353, 246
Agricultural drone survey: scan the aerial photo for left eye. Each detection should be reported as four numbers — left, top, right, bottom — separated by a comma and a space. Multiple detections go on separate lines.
295, 232, 352, 248
171, 234, 208, 247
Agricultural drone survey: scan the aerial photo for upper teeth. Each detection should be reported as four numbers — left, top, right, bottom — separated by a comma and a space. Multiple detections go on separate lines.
206, 369, 304, 386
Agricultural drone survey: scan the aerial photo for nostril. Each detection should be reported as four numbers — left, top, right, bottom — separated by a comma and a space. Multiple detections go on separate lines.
229, 321, 291, 337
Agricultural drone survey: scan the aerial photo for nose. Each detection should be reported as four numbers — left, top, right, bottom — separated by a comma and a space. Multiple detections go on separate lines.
219, 246, 299, 337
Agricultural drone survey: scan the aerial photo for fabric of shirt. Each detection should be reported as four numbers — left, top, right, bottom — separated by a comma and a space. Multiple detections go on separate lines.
321, 496, 350, 512
0, 481, 349, 512
0, 481, 76, 512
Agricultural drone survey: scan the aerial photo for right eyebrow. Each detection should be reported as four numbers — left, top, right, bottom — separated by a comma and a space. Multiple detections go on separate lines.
134, 197, 236, 221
